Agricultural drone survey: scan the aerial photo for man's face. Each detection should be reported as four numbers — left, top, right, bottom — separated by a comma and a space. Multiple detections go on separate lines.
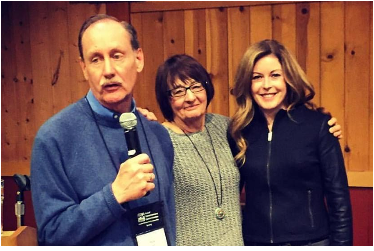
80, 19, 144, 112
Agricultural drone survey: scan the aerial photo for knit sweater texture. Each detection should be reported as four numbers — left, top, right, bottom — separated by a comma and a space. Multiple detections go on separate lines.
166, 113, 243, 246
31, 98, 176, 245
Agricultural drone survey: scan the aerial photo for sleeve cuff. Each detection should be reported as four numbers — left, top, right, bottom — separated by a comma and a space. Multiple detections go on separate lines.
103, 183, 129, 218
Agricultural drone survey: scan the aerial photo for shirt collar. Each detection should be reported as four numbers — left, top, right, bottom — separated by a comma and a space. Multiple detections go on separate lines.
86, 89, 136, 120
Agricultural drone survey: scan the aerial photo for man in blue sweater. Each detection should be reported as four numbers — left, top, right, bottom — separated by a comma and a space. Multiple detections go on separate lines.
30, 14, 176, 245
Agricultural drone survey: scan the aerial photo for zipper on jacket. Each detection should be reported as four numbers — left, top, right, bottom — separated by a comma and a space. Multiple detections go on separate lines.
308, 190, 315, 228
267, 131, 274, 243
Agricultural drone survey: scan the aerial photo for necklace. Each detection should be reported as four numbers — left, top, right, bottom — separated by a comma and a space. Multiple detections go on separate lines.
182, 125, 225, 220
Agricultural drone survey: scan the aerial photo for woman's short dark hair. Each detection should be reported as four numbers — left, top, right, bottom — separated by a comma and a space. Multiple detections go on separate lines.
78, 14, 140, 61
155, 54, 215, 121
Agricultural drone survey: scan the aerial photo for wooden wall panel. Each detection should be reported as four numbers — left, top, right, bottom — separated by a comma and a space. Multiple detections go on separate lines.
300, 2, 321, 106
29, 2, 55, 138
1, 1, 372, 188
133, 12, 165, 120
163, 11, 185, 59
2, 2, 20, 162
11, 2, 34, 162
206, 8, 229, 116
272, 3, 297, 57
106, 2, 129, 22
47, 2, 72, 114
320, 2, 345, 150
344, 2, 371, 176
228, 6, 250, 117
131, 1, 289, 13
249, 5, 272, 44
184, 9, 207, 68
130, 13, 145, 113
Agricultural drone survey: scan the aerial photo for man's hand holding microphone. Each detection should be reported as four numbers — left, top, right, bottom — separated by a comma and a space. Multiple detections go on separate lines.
112, 113, 155, 204
112, 154, 155, 203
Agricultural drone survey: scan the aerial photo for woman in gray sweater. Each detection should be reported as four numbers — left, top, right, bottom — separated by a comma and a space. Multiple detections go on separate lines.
155, 54, 243, 245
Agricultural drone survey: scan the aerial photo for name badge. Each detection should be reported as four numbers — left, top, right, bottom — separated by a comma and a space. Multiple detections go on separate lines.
130, 201, 169, 246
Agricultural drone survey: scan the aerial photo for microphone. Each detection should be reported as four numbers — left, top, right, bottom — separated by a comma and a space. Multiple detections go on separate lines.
119, 113, 141, 158
119, 113, 150, 197
13, 174, 31, 228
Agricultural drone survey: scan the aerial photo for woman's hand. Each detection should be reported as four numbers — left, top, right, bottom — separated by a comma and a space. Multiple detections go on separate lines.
328, 117, 343, 139
137, 107, 158, 122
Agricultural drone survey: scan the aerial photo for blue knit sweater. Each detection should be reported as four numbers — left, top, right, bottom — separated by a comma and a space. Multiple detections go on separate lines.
31, 98, 176, 245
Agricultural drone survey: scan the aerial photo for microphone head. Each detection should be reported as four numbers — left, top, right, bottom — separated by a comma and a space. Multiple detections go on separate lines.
119, 112, 137, 130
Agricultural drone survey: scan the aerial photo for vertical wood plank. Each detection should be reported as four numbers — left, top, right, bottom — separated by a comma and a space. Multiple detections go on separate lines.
249, 5, 272, 43
272, 3, 297, 56
47, 2, 72, 114
133, 12, 164, 120
344, 1, 371, 172
206, 8, 229, 116
1, 2, 20, 162
320, 2, 345, 150
228, 6, 250, 117
11, 2, 35, 162
184, 9, 207, 68
163, 11, 185, 59
304, 3, 321, 106
29, 2, 54, 133
296, 2, 321, 106
106, 2, 130, 22
130, 13, 145, 113
295, 2, 309, 71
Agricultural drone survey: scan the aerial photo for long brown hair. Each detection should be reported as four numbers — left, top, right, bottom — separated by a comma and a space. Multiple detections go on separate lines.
229, 39, 315, 166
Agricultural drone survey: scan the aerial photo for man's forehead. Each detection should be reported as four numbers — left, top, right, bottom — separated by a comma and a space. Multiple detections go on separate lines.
84, 18, 125, 35
81, 19, 131, 51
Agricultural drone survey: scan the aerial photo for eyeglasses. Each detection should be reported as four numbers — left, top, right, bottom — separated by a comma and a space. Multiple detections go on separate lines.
167, 82, 205, 98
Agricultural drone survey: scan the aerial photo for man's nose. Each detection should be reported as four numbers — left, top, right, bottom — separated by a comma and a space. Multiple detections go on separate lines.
103, 58, 115, 78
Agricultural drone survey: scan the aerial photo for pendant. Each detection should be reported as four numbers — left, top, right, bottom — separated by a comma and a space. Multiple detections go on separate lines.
215, 207, 225, 220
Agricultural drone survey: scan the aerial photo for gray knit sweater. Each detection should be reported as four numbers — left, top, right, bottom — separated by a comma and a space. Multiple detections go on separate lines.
165, 113, 243, 246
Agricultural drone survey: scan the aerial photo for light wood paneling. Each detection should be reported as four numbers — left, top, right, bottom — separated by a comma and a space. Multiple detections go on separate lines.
249, 5, 272, 44
206, 8, 229, 116
320, 1, 345, 150
228, 6, 250, 117
163, 11, 185, 59
131, 1, 289, 13
48, 2, 72, 114
2, 2, 20, 162
300, 2, 321, 106
1, 2, 372, 188
11, 2, 34, 163
184, 9, 207, 67
272, 3, 296, 57
29, 2, 55, 140
133, 12, 165, 120
344, 2, 371, 175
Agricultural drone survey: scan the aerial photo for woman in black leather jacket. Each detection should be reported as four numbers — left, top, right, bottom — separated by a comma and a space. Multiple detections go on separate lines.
228, 39, 352, 246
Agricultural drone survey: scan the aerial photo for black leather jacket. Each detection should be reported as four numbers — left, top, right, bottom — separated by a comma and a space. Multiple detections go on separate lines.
229, 105, 352, 245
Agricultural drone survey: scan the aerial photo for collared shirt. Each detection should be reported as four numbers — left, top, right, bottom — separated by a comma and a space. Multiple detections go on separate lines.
85, 90, 136, 120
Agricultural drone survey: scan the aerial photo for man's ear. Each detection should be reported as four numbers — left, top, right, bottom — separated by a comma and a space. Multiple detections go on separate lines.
79, 58, 88, 80
135, 48, 144, 73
